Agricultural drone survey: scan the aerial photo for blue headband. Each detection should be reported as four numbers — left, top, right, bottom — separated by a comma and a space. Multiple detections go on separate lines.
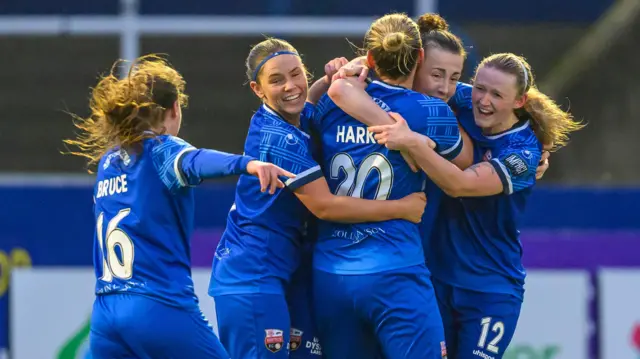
252, 51, 299, 82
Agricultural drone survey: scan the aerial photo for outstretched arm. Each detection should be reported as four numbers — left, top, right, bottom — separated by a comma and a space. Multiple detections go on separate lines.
152, 136, 292, 193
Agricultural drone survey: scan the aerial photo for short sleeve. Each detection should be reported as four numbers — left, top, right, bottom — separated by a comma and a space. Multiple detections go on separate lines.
410, 95, 463, 161
310, 94, 334, 134
489, 145, 542, 195
259, 124, 323, 191
448, 82, 472, 114
150, 135, 196, 191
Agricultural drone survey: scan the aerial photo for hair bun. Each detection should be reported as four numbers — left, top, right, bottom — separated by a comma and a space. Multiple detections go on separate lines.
382, 32, 406, 52
417, 13, 449, 33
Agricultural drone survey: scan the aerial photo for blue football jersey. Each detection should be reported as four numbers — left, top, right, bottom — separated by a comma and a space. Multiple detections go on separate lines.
209, 103, 323, 296
427, 120, 542, 299
449, 82, 493, 148
311, 80, 463, 274
93, 135, 248, 311
420, 82, 478, 247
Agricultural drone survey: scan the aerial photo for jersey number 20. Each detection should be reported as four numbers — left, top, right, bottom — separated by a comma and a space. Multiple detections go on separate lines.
330, 152, 393, 200
96, 209, 134, 282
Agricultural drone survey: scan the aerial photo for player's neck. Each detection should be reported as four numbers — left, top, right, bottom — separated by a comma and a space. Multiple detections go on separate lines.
482, 114, 519, 135
265, 103, 301, 127
282, 113, 301, 127
378, 75, 414, 89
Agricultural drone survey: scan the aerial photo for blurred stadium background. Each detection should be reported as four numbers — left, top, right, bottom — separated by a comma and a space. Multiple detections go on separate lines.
1, 0, 639, 358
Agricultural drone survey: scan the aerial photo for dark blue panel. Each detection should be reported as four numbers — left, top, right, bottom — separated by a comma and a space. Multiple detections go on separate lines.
440, 0, 614, 23
290, 0, 413, 16
0, 0, 118, 15
0, 0, 612, 21
138, 0, 412, 16
523, 186, 640, 229
139, 0, 272, 16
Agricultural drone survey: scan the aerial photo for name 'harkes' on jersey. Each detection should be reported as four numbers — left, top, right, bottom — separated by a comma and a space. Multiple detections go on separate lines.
311, 80, 463, 275
335, 124, 378, 145
93, 136, 204, 311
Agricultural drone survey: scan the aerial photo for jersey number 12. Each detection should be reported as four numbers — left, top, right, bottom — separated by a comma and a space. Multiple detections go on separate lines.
96, 209, 135, 282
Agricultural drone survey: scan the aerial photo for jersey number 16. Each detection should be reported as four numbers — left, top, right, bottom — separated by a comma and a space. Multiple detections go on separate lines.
96, 209, 135, 282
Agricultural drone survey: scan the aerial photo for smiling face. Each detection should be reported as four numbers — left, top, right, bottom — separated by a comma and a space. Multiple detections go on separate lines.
250, 54, 308, 122
413, 47, 464, 101
471, 66, 526, 134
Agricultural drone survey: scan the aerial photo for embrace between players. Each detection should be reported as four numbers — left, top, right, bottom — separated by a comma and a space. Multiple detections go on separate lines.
66, 11, 583, 359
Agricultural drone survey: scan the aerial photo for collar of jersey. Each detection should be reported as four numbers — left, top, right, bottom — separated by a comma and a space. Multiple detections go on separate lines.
483, 119, 530, 140
260, 104, 311, 139
371, 80, 408, 91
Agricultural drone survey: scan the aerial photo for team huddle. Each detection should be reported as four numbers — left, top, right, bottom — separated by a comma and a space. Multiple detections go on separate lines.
66, 11, 583, 359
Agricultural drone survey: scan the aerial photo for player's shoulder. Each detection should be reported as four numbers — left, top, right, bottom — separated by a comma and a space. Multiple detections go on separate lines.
300, 102, 319, 133
146, 135, 195, 172
396, 92, 456, 128
499, 121, 541, 150
454, 82, 472, 98
301, 101, 316, 119
398, 91, 451, 113
315, 93, 340, 122
147, 135, 193, 154
249, 104, 276, 128
254, 107, 311, 146
368, 80, 416, 100
493, 121, 542, 167
98, 147, 135, 175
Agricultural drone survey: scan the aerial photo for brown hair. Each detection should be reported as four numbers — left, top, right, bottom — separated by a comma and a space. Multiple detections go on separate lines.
363, 13, 423, 79
417, 13, 466, 58
477, 53, 584, 150
64, 54, 188, 171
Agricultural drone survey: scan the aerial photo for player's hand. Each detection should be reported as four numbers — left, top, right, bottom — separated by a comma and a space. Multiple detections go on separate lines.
332, 59, 369, 83
324, 57, 349, 83
398, 192, 427, 223
368, 112, 420, 151
536, 150, 551, 180
400, 152, 419, 173
246, 161, 295, 194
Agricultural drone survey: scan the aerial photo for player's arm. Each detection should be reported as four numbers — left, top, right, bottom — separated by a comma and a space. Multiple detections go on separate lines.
370, 120, 541, 197
328, 78, 472, 169
259, 127, 425, 223
292, 178, 425, 224
327, 77, 424, 171
369, 116, 496, 197
408, 101, 471, 170
326, 55, 396, 127
307, 57, 349, 105
405, 143, 504, 197
152, 136, 292, 193
454, 125, 474, 169
411, 141, 540, 197
327, 76, 395, 127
